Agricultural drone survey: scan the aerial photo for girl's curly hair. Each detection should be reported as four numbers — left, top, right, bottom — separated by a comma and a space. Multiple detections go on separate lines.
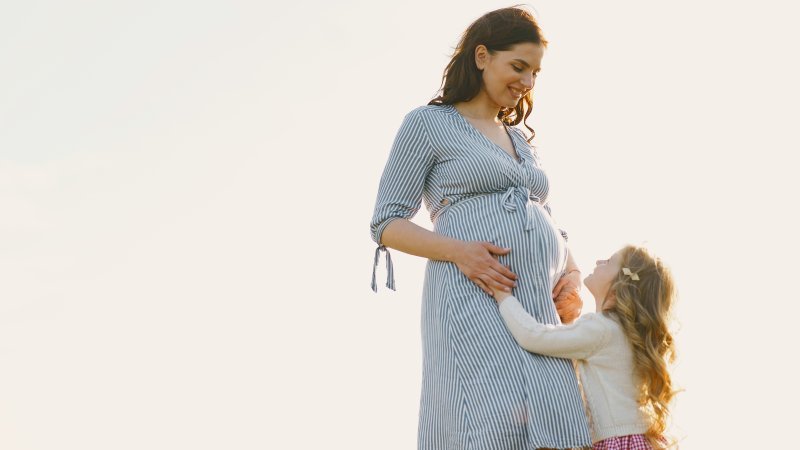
606, 245, 678, 448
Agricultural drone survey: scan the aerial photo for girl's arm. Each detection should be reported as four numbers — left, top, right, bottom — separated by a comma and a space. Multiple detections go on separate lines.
494, 294, 610, 360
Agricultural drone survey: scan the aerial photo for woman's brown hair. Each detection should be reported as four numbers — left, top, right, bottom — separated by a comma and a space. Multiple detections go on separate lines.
429, 6, 547, 141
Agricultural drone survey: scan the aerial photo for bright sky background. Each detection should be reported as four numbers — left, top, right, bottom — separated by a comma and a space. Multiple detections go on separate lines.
1, 1, 798, 449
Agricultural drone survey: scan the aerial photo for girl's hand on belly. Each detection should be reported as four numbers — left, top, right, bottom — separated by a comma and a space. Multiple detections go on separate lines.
451, 241, 518, 296
490, 287, 511, 304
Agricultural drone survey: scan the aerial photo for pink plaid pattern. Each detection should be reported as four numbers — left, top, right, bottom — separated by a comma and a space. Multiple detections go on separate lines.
593, 434, 653, 450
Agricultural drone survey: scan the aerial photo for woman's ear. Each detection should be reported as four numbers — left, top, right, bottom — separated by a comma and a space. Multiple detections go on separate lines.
474, 44, 488, 70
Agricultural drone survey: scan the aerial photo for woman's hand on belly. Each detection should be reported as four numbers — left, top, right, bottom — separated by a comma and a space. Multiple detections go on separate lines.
552, 255, 584, 323
451, 241, 518, 296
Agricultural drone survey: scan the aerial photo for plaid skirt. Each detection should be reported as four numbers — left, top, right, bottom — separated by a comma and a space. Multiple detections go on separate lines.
593, 434, 653, 450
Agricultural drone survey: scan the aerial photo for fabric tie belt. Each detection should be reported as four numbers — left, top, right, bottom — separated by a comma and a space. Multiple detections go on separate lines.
501, 186, 539, 231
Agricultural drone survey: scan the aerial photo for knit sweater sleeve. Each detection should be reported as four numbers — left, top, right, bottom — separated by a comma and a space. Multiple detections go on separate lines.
498, 296, 611, 360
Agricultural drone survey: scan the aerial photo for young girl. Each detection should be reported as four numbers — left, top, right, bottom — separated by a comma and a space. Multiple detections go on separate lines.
492, 245, 677, 449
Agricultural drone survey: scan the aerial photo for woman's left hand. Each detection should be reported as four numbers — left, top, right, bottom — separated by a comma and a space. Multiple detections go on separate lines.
552, 271, 583, 324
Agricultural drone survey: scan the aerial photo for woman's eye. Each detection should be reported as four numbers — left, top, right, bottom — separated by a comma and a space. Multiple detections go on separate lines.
512, 65, 523, 72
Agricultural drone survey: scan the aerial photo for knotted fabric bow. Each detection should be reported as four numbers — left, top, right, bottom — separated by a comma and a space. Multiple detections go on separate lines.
622, 267, 640, 281
372, 245, 396, 292
500, 186, 538, 231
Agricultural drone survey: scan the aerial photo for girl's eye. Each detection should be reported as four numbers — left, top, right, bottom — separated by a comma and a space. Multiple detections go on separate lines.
512, 65, 523, 72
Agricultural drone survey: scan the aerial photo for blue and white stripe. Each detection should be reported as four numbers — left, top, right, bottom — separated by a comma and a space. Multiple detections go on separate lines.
371, 104, 591, 449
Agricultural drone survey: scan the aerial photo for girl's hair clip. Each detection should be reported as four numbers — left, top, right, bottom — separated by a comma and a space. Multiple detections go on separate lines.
622, 267, 640, 281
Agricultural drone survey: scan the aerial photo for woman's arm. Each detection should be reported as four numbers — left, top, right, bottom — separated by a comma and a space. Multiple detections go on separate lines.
494, 295, 609, 360
381, 219, 518, 294
552, 250, 583, 323
529, 143, 582, 323
370, 108, 517, 295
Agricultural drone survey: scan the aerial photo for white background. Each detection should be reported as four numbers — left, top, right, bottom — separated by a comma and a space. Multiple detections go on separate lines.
1, 0, 798, 448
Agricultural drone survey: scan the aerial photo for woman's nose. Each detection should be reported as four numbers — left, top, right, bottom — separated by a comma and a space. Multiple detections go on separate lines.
521, 74, 534, 89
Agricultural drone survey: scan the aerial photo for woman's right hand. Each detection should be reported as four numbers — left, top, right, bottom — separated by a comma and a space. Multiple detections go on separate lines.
452, 241, 517, 296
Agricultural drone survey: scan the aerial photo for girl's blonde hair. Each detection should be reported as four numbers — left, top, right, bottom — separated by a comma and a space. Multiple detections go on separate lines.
606, 245, 677, 449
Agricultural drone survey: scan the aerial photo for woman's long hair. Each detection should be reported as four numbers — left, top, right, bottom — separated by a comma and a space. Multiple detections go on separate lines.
428, 6, 547, 142
605, 245, 678, 449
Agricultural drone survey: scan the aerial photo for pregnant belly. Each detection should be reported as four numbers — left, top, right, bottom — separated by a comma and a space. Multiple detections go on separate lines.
434, 193, 560, 243
433, 192, 568, 293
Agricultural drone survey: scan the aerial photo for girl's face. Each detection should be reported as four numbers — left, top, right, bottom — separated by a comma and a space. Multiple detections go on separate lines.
584, 249, 624, 311
476, 42, 544, 109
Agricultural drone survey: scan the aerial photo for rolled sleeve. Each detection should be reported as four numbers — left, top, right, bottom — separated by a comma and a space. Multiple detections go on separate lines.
370, 109, 435, 244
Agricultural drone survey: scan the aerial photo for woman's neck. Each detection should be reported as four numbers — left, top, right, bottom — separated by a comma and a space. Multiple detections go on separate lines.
454, 93, 501, 123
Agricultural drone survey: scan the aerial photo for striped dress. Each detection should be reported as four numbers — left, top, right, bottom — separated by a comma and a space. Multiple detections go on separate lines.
371, 104, 591, 449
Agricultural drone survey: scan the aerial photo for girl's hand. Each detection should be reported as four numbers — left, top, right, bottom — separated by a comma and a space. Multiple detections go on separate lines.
490, 286, 512, 304
553, 270, 583, 323
452, 241, 517, 296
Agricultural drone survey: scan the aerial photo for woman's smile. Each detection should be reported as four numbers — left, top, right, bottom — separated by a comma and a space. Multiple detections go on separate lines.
508, 87, 525, 99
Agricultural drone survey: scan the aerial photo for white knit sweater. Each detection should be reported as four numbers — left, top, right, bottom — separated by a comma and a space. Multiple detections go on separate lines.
498, 296, 651, 443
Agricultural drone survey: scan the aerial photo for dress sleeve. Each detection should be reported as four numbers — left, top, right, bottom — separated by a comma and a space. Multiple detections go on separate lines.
543, 204, 569, 242
369, 109, 435, 292
370, 109, 435, 245
528, 142, 569, 242
498, 296, 611, 360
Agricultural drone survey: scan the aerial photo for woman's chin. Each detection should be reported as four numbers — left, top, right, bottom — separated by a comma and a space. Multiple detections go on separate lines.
489, 95, 521, 110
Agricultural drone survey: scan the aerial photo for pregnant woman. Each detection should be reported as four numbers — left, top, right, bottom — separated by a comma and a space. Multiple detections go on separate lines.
370, 7, 591, 449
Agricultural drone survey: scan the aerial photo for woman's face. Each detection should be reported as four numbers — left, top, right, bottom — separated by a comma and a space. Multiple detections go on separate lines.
584, 249, 624, 311
476, 42, 544, 109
